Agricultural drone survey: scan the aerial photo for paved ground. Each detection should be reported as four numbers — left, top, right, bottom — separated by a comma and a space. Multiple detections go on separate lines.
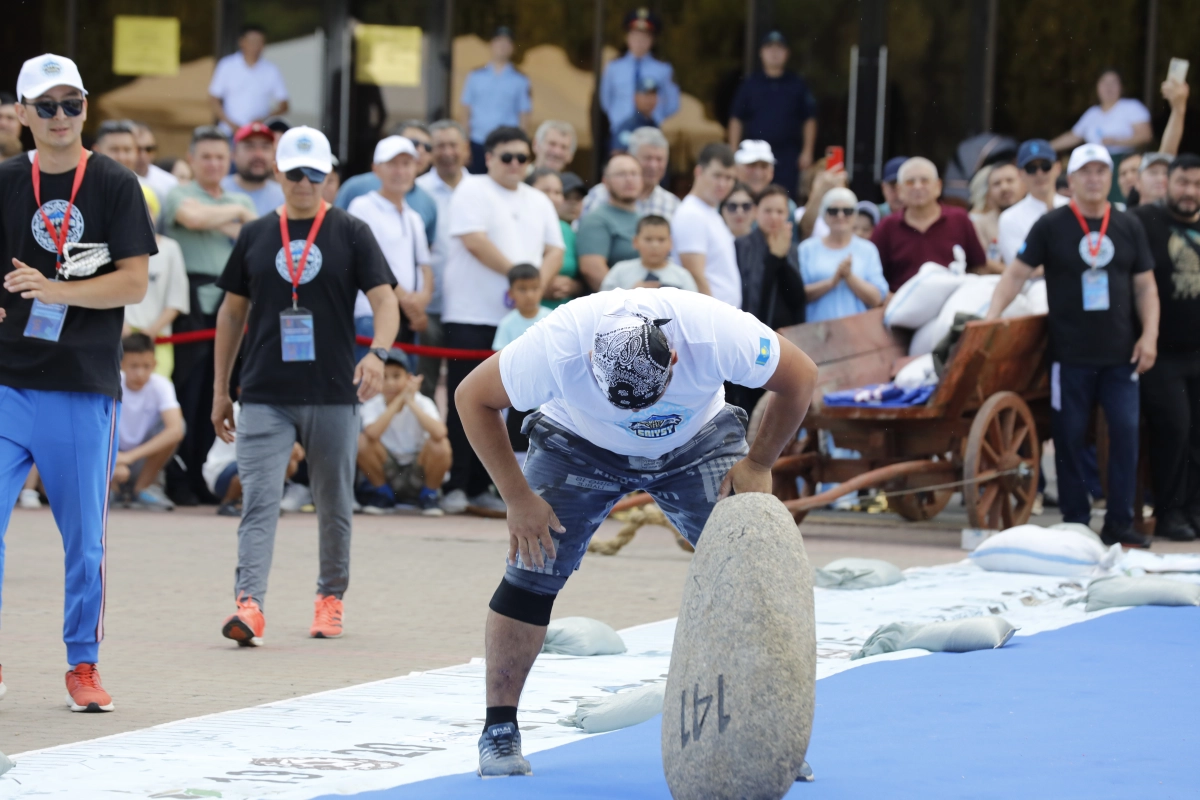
1, 501, 1195, 755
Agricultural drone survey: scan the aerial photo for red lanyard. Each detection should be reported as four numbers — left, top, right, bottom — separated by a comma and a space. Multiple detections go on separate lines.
31, 150, 89, 270
278, 202, 327, 307
1069, 199, 1110, 268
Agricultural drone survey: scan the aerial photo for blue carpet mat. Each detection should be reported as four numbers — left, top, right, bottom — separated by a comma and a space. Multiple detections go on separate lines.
323, 606, 1199, 799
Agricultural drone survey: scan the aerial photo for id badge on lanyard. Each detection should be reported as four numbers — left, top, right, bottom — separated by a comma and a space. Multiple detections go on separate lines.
23, 152, 88, 342
1082, 269, 1110, 311
278, 203, 326, 362
1071, 199, 1112, 312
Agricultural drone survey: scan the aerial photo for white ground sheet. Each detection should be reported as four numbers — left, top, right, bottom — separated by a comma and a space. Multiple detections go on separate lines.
4, 558, 1198, 799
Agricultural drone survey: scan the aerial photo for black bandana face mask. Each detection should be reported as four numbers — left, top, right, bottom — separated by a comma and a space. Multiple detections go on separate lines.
591, 315, 673, 410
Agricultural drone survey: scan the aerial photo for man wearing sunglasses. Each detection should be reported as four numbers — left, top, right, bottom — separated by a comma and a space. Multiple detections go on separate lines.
997, 139, 1068, 266
212, 126, 399, 645
441, 126, 563, 517
454, 289, 818, 776
0, 54, 157, 713
131, 123, 178, 212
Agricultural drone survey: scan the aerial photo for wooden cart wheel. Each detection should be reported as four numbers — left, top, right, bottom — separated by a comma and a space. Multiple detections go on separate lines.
890, 486, 954, 521
963, 391, 1040, 529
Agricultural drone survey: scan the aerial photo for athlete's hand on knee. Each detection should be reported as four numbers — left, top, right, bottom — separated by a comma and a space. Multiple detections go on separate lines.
354, 353, 385, 402
5, 259, 61, 303
212, 395, 237, 444
508, 492, 564, 569
718, 456, 773, 499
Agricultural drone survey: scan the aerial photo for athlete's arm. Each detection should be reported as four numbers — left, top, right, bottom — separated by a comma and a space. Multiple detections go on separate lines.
720, 336, 818, 497
212, 292, 251, 443
456, 355, 563, 569
5, 254, 149, 309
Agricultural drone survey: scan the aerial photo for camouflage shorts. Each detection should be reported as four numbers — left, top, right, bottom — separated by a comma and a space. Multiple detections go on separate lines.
505, 405, 749, 595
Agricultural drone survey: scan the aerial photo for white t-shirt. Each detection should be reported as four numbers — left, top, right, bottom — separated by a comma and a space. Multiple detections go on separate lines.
347, 191, 431, 318
443, 176, 564, 326
208, 53, 290, 132
1071, 99, 1151, 155
125, 236, 190, 331
202, 401, 241, 494
118, 373, 180, 452
499, 288, 781, 457
672, 194, 742, 309
415, 169, 461, 314
361, 392, 441, 466
997, 192, 1070, 265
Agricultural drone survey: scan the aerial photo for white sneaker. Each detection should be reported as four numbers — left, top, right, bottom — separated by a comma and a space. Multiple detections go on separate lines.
440, 489, 468, 515
468, 491, 508, 518
280, 482, 313, 513
18, 488, 41, 509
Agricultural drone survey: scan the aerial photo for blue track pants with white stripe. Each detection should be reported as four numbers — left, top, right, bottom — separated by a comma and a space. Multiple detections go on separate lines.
0, 386, 118, 666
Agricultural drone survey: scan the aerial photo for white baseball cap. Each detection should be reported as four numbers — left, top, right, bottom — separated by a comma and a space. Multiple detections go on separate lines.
373, 135, 418, 164
17, 54, 87, 102
735, 139, 776, 166
275, 126, 333, 174
1067, 143, 1114, 175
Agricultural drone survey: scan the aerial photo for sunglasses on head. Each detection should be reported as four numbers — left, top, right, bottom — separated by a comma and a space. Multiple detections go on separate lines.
498, 152, 529, 164
825, 206, 856, 216
725, 202, 754, 213
24, 97, 84, 119
284, 166, 328, 183
1023, 161, 1054, 174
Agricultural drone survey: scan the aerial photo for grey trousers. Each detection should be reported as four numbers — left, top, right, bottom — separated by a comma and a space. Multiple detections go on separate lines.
235, 403, 359, 608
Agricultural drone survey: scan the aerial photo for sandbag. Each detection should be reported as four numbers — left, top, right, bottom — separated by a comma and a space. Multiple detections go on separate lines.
894, 353, 937, 390
814, 557, 904, 590
560, 682, 666, 733
907, 274, 1030, 356
663, 494, 815, 800
541, 617, 627, 656
969, 524, 1114, 576
1022, 278, 1048, 313
1085, 576, 1200, 612
1049, 522, 1102, 545
884, 263, 966, 330
853, 616, 1017, 659
0, 751, 11, 777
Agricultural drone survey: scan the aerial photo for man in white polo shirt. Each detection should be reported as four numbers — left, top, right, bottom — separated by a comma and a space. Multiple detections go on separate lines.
441, 126, 564, 516
672, 143, 740, 306
208, 25, 290, 136
454, 288, 818, 776
348, 135, 433, 359
997, 139, 1069, 265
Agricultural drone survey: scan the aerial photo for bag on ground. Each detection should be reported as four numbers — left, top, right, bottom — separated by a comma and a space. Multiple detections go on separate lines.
815, 557, 904, 589
541, 616, 627, 656
559, 682, 665, 733
853, 616, 1016, 659
969, 524, 1114, 576
1085, 575, 1200, 612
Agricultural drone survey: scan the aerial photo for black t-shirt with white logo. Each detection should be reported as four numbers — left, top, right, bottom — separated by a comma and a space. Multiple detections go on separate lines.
217, 207, 395, 405
1131, 204, 1200, 354
0, 152, 157, 399
1018, 204, 1153, 365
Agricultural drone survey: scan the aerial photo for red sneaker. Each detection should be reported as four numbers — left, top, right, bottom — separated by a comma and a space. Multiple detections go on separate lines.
310, 594, 344, 639
222, 594, 265, 647
65, 663, 114, 712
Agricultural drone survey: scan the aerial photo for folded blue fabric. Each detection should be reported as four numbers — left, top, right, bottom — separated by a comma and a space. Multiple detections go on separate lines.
823, 382, 936, 407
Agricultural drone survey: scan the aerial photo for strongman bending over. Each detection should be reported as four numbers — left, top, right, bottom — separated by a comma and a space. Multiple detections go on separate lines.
456, 287, 818, 776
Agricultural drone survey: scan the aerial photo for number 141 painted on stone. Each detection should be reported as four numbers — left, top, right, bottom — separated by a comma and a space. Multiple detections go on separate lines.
679, 674, 731, 748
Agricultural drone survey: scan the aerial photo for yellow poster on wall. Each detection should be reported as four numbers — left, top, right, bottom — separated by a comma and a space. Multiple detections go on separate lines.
355, 24, 422, 86
113, 16, 180, 76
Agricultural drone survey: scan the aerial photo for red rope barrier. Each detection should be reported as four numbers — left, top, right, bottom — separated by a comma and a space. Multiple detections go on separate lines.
154, 328, 495, 361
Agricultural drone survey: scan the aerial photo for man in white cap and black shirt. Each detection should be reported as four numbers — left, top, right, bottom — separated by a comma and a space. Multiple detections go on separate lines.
987, 143, 1160, 549
455, 287, 818, 776
0, 54, 156, 712
211, 126, 399, 645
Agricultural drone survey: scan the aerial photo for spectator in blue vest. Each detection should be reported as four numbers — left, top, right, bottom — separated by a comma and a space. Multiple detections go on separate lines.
334, 122, 437, 248
600, 9, 680, 138
461, 26, 532, 174
728, 31, 818, 200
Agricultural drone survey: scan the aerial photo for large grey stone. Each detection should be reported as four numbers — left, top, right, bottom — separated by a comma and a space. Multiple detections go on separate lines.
662, 493, 815, 800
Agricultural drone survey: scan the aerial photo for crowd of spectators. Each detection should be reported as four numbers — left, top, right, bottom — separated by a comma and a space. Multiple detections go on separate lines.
9, 15, 1198, 542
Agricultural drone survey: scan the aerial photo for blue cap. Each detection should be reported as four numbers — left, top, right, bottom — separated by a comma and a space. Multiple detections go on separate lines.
635, 76, 659, 93
1017, 139, 1054, 169
762, 31, 788, 48
492, 25, 514, 41
882, 156, 908, 183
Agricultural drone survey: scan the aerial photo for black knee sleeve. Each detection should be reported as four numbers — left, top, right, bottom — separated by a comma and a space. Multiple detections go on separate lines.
489, 578, 556, 626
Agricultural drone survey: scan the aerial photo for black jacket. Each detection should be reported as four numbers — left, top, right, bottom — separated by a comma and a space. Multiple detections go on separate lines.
734, 228, 807, 330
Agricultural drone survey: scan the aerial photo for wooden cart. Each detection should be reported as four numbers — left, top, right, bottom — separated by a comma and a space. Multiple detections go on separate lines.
755, 308, 1050, 528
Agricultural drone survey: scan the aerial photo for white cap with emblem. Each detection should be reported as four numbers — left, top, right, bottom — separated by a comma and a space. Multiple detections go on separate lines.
275, 126, 333, 174
17, 54, 87, 102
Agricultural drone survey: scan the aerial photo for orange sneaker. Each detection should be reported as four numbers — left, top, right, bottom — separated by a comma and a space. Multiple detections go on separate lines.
222, 594, 265, 647
65, 663, 113, 712
310, 594, 344, 639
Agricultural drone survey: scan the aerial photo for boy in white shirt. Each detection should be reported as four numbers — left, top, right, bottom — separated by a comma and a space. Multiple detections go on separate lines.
600, 215, 698, 292
357, 354, 452, 516
113, 334, 186, 510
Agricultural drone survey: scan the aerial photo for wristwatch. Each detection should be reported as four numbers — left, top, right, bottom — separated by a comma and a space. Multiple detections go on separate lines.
369, 347, 391, 363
